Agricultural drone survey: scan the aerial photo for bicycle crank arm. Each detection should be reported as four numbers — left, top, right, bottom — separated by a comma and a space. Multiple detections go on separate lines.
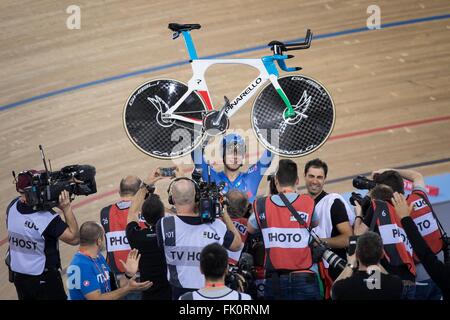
212, 96, 230, 126
161, 113, 203, 125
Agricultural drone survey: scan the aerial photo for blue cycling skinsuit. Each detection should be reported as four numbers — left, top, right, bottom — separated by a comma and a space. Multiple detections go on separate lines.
192, 143, 273, 203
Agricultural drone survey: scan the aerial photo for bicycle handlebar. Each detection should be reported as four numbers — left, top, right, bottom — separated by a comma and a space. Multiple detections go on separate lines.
268, 29, 313, 53
267, 30, 312, 72
277, 58, 302, 72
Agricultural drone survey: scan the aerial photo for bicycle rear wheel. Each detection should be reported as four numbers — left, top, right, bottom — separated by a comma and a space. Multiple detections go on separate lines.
251, 75, 335, 157
123, 79, 207, 159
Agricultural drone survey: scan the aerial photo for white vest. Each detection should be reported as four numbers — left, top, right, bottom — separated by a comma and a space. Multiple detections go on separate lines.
7, 200, 58, 275
187, 289, 252, 300
313, 193, 355, 239
227, 220, 247, 264
161, 215, 227, 289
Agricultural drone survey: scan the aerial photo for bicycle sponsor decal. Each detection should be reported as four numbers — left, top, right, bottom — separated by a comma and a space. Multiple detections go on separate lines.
147, 95, 176, 128
285, 90, 310, 124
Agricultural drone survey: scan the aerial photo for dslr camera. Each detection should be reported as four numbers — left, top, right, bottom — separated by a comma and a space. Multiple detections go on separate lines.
225, 253, 255, 294
349, 175, 376, 210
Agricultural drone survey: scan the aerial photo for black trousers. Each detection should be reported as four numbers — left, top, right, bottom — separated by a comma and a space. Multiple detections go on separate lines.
13, 269, 67, 300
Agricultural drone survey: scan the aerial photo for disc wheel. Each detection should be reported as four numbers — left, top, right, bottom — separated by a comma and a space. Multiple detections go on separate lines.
123, 79, 207, 159
251, 75, 335, 157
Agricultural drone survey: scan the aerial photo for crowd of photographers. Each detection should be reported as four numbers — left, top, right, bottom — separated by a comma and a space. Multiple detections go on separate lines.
5, 135, 449, 300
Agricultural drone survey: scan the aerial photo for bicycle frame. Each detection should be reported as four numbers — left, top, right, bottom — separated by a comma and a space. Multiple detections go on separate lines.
162, 30, 297, 125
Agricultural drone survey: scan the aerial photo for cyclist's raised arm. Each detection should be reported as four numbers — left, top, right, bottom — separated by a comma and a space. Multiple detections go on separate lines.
191, 144, 218, 181
246, 149, 274, 185
255, 149, 274, 173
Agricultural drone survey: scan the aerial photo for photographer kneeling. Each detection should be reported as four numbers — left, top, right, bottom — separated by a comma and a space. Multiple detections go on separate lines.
331, 232, 403, 300
6, 171, 80, 300
156, 176, 242, 300
179, 243, 252, 300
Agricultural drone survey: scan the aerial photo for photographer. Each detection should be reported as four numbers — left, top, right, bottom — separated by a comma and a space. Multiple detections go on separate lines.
6, 171, 80, 300
372, 168, 445, 300
331, 232, 403, 300
392, 192, 450, 300
303, 159, 355, 296
100, 175, 143, 299
247, 159, 321, 300
353, 184, 416, 299
192, 133, 273, 203
67, 221, 152, 300
179, 243, 252, 300
225, 190, 250, 265
156, 176, 242, 299
126, 170, 172, 300
304, 159, 354, 255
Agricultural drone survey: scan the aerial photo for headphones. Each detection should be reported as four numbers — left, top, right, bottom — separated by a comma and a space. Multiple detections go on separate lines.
167, 177, 201, 205
13, 170, 39, 192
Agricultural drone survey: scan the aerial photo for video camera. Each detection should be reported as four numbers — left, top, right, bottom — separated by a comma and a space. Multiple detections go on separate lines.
192, 167, 227, 223
13, 145, 97, 210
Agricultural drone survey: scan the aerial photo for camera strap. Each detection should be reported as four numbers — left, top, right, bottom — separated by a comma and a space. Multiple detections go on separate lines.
278, 193, 310, 230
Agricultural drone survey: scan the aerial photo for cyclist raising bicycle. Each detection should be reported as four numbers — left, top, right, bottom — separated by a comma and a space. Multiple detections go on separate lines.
192, 133, 273, 203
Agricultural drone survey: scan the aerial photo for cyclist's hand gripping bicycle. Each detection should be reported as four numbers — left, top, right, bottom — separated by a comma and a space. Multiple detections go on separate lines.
123, 23, 335, 159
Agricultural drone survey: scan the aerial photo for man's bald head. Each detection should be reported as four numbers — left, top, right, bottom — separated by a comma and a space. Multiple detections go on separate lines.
80, 221, 104, 246
172, 179, 196, 207
119, 175, 142, 197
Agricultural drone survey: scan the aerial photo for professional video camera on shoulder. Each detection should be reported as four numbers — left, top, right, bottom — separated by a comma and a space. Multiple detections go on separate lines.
191, 167, 227, 223
12, 145, 97, 211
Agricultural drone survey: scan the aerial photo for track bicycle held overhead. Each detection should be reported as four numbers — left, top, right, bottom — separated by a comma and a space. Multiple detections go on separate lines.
123, 23, 335, 159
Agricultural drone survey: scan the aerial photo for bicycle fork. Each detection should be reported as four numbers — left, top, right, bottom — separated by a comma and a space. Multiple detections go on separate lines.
269, 75, 296, 118
263, 55, 297, 119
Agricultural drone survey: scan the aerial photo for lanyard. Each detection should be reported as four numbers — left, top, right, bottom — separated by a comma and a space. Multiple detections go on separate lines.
78, 251, 111, 293
204, 283, 225, 288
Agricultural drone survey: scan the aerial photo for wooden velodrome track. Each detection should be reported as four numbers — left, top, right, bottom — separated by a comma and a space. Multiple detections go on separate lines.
1, 0, 450, 299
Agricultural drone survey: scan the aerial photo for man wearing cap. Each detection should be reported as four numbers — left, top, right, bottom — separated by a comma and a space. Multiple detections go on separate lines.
192, 133, 273, 203
6, 170, 80, 300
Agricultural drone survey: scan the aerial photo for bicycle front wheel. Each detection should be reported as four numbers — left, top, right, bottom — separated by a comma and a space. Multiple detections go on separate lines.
123, 79, 207, 159
251, 75, 335, 157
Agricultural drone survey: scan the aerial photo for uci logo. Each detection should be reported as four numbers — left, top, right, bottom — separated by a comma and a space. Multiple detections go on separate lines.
24, 220, 38, 231
381, 210, 387, 217
203, 231, 220, 241
413, 199, 428, 211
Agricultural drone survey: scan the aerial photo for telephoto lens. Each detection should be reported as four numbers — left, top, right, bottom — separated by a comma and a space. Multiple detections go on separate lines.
322, 249, 346, 272
352, 175, 377, 190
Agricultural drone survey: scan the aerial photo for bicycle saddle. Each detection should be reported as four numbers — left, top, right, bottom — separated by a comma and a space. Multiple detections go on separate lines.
168, 23, 201, 32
